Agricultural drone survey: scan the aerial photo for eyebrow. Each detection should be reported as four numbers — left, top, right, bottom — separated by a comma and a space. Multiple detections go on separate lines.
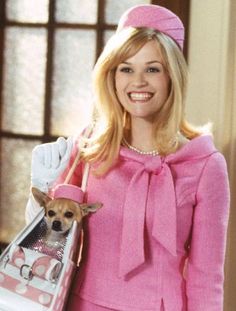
121, 60, 163, 65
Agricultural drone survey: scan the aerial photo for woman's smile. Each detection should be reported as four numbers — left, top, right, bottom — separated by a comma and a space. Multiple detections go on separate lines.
128, 92, 154, 102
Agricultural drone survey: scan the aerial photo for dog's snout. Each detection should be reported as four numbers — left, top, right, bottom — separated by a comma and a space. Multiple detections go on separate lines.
52, 220, 62, 231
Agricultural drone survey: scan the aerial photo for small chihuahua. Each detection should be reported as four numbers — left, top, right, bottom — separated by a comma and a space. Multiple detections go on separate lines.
31, 186, 102, 248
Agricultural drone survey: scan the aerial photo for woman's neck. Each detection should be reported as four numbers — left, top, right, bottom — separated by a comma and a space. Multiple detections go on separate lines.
125, 118, 157, 152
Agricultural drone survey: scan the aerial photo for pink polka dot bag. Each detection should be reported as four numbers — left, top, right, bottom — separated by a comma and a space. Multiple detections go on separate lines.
0, 129, 95, 311
0, 207, 82, 311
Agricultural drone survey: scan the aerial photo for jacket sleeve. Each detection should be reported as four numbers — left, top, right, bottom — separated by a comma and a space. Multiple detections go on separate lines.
186, 152, 230, 311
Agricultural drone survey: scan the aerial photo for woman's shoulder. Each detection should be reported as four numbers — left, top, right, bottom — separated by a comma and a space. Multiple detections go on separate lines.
166, 134, 220, 163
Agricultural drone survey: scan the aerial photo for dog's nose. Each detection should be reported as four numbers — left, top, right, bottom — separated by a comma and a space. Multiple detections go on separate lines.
52, 220, 62, 231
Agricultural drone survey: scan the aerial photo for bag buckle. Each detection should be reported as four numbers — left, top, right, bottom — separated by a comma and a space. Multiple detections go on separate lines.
20, 264, 33, 280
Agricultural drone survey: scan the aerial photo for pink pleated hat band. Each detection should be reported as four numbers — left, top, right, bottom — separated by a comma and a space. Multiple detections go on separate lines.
116, 4, 185, 50
53, 184, 84, 203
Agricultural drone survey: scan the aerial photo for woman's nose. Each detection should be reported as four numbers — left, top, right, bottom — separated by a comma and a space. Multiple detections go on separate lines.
131, 72, 148, 87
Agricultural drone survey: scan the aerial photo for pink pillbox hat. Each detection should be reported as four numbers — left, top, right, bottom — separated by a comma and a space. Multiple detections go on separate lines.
117, 4, 184, 50
53, 184, 84, 203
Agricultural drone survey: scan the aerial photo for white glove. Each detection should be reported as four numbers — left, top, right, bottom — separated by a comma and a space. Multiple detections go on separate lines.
31, 136, 74, 192
25, 193, 43, 224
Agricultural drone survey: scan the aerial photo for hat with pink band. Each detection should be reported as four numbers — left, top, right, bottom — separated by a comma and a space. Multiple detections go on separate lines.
116, 4, 185, 50
53, 184, 84, 203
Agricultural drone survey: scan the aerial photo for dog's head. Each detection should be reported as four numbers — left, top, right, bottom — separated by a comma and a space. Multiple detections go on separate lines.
31, 187, 102, 234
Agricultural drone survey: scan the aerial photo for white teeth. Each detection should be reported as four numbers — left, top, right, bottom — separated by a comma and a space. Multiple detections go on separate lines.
129, 92, 153, 101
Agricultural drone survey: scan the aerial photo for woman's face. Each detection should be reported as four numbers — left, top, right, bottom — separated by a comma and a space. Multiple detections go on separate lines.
115, 40, 170, 122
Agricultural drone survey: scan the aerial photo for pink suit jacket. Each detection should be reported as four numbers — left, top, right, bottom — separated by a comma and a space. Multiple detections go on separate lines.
61, 135, 230, 311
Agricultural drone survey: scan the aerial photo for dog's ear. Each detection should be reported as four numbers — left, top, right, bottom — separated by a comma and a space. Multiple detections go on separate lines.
80, 203, 102, 216
31, 187, 51, 207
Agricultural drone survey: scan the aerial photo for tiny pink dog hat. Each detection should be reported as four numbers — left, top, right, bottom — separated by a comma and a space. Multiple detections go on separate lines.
53, 184, 84, 203
116, 4, 184, 50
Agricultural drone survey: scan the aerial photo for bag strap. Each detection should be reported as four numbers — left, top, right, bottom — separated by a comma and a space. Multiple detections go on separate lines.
63, 125, 93, 268
81, 162, 90, 192
64, 125, 93, 186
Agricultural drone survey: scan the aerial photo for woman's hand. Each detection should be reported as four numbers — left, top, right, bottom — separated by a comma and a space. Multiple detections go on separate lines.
31, 137, 73, 192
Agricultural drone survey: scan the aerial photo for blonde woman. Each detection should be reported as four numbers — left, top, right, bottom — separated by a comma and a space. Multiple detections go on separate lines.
26, 5, 230, 311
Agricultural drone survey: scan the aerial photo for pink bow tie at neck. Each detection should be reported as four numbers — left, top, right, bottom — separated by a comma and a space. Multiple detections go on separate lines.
119, 157, 177, 278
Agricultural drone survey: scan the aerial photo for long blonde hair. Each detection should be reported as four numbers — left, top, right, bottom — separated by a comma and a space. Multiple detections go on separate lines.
81, 27, 204, 175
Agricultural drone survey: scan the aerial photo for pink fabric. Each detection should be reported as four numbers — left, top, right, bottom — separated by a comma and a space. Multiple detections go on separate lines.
62, 135, 229, 311
54, 183, 84, 203
119, 158, 177, 277
68, 295, 165, 310
117, 4, 185, 50
68, 295, 117, 310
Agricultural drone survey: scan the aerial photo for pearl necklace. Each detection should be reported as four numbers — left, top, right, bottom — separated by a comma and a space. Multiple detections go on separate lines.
122, 138, 159, 156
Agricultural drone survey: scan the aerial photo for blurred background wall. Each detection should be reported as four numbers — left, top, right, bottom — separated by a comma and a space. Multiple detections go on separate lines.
0, 0, 235, 309
186, 1, 236, 310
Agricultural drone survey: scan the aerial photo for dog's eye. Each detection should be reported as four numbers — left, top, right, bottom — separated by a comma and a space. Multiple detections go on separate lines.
64, 211, 74, 218
48, 210, 56, 217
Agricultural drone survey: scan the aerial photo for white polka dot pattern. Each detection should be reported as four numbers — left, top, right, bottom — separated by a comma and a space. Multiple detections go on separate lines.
38, 293, 51, 305
35, 264, 46, 276
50, 258, 56, 265
14, 258, 24, 267
53, 261, 75, 311
15, 282, 28, 294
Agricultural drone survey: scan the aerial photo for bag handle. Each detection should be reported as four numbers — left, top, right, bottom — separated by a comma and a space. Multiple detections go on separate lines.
62, 125, 93, 267
64, 125, 93, 187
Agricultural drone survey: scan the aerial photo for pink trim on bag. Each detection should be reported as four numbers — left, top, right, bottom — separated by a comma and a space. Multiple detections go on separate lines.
0, 271, 53, 307
9, 246, 61, 281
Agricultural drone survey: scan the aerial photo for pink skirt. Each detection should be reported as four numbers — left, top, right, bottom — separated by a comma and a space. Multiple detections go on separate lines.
67, 294, 165, 311
67, 295, 116, 310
